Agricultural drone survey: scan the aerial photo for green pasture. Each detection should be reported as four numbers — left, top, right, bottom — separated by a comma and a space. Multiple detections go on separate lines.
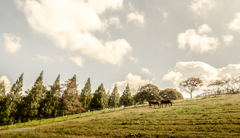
0, 94, 240, 138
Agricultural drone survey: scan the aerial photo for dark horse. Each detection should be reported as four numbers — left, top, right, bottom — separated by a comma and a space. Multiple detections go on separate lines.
149, 100, 159, 107
160, 99, 172, 108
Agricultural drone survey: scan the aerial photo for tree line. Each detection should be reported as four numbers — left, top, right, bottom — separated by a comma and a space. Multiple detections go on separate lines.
133, 84, 184, 104
179, 76, 240, 99
0, 71, 133, 126
2, 71, 236, 125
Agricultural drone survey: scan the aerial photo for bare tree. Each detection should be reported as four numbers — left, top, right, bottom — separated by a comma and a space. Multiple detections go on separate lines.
208, 79, 224, 95
179, 77, 203, 99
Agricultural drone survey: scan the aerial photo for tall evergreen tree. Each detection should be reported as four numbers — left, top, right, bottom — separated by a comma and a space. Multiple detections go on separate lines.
120, 83, 133, 106
0, 81, 6, 124
44, 75, 61, 118
27, 71, 44, 121
0, 81, 6, 99
108, 84, 120, 108
89, 83, 108, 109
106, 89, 110, 108
80, 78, 92, 109
61, 75, 84, 115
2, 73, 24, 124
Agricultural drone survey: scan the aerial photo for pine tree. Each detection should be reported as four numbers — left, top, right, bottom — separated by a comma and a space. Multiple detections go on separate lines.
106, 89, 110, 108
120, 83, 133, 106
108, 84, 120, 108
89, 83, 108, 109
44, 75, 61, 118
80, 78, 92, 109
2, 73, 24, 124
27, 71, 44, 121
0, 81, 6, 124
61, 75, 84, 115
0, 81, 6, 99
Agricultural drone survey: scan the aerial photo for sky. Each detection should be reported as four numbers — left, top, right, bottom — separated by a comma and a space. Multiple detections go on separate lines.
1, 0, 240, 98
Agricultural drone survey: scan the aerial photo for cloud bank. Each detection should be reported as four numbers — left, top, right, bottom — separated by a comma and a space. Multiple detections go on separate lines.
16, 0, 132, 65
178, 24, 219, 53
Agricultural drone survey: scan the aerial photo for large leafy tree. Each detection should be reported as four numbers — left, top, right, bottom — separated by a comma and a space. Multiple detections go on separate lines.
120, 84, 132, 106
90, 83, 108, 109
61, 75, 84, 115
159, 88, 184, 100
179, 77, 203, 99
134, 84, 160, 104
80, 78, 92, 109
108, 84, 120, 108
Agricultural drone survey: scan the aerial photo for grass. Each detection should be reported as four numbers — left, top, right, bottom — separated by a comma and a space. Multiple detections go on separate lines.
0, 94, 240, 138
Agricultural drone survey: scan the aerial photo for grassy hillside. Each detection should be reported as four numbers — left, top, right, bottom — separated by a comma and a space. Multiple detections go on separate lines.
0, 94, 240, 138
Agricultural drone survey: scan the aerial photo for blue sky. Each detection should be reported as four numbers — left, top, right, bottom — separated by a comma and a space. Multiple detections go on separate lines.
1, 0, 240, 98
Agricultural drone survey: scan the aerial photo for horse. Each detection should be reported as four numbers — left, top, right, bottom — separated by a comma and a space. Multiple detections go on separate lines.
160, 99, 172, 108
149, 100, 159, 108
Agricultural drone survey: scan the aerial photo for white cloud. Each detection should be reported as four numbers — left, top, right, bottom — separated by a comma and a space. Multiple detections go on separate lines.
198, 24, 212, 34
56, 56, 65, 62
128, 2, 134, 11
69, 56, 84, 67
189, 0, 216, 16
109, 17, 123, 29
141, 68, 152, 74
127, 12, 145, 27
0, 76, 12, 94
228, 13, 240, 32
162, 71, 183, 88
129, 56, 138, 63
160, 40, 171, 47
36, 55, 53, 61
178, 24, 219, 53
163, 12, 169, 21
113, 73, 156, 96
222, 34, 234, 45
3, 33, 21, 53
16, 0, 132, 65
158, 8, 169, 21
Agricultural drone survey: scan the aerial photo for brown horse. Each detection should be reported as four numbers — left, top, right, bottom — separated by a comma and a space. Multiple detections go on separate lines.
149, 100, 159, 107
160, 99, 172, 108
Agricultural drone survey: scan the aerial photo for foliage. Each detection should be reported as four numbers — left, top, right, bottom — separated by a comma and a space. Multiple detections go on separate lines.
61, 75, 84, 114
120, 83, 133, 106
134, 84, 160, 104
43, 75, 61, 118
159, 88, 184, 100
108, 84, 120, 108
90, 83, 108, 109
0, 73, 24, 125
80, 78, 92, 109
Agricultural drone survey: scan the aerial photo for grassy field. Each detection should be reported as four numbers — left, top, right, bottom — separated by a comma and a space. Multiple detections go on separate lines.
0, 94, 240, 138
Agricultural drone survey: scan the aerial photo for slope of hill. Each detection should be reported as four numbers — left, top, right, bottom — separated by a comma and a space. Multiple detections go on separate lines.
1, 94, 240, 138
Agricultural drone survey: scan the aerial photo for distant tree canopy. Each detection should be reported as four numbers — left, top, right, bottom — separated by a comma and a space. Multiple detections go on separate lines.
159, 88, 184, 100
133, 84, 160, 104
